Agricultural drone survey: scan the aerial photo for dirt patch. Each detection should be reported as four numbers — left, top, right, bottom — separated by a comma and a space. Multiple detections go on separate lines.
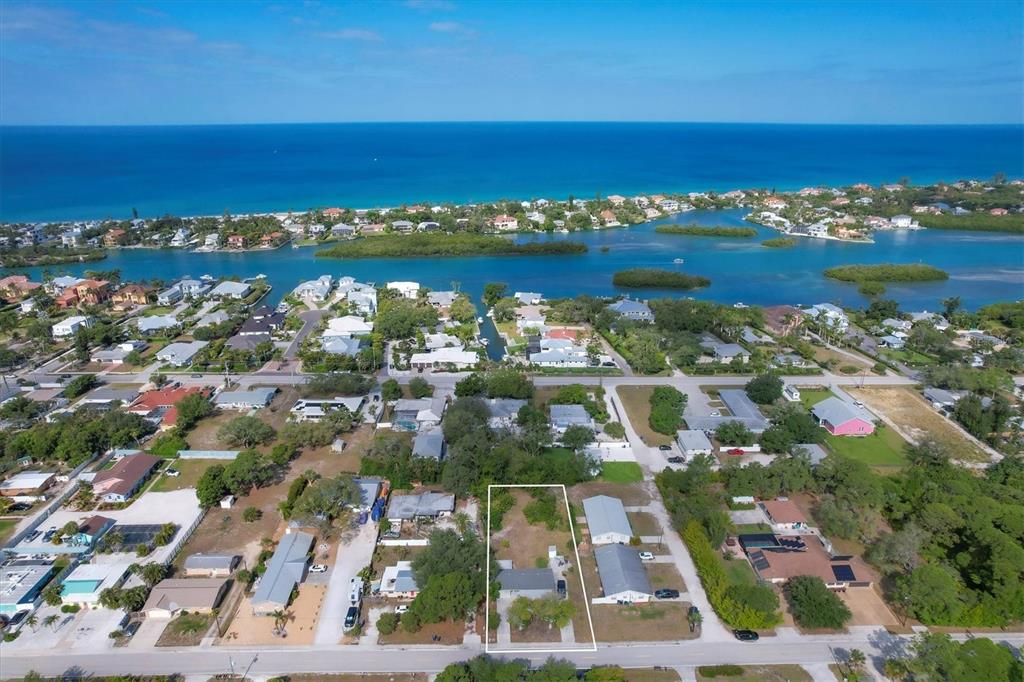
696, 665, 811, 682
627, 511, 662, 536
846, 387, 988, 462
509, 616, 564, 643
568, 481, 651, 507
616, 386, 672, 446
839, 586, 900, 628
376, 617, 467, 645
645, 562, 686, 592
221, 584, 326, 646
187, 412, 238, 450
491, 489, 574, 565
590, 602, 695, 642
155, 612, 214, 646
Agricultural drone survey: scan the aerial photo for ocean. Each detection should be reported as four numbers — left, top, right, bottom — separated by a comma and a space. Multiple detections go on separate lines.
2, 122, 1022, 222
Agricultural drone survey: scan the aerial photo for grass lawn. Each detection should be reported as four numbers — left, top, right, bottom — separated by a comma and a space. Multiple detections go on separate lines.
722, 555, 757, 587
616, 386, 673, 446
600, 461, 644, 483
0, 519, 17, 545
696, 665, 812, 682
155, 612, 214, 646
734, 522, 772, 534
798, 389, 834, 411
646, 562, 686, 591
627, 512, 662, 537
589, 602, 696, 642
824, 426, 908, 472
621, 670, 681, 682
149, 458, 221, 492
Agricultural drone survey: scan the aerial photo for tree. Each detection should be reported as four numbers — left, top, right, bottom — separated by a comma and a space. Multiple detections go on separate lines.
785, 575, 851, 629
603, 421, 625, 439
482, 282, 508, 307
454, 373, 486, 397
714, 421, 754, 446
196, 463, 228, 507
243, 506, 262, 522
449, 296, 477, 324
894, 564, 964, 624
294, 475, 361, 522
376, 612, 399, 635
409, 376, 434, 399
745, 372, 784, 405
140, 562, 167, 587
941, 296, 961, 318
175, 393, 214, 432
648, 385, 686, 435
217, 415, 275, 447
381, 379, 402, 402
43, 583, 63, 607
896, 632, 1023, 682
43, 614, 59, 630
506, 596, 534, 630
561, 425, 594, 451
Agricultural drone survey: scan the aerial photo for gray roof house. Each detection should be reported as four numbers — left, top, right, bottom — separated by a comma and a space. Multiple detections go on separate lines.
427, 291, 457, 308
386, 491, 456, 521
923, 387, 960, 410
209, 281, 252, 299
486, 398, 527, 428
183, 553, 240, 578
676, 429, 713, 456
214, 387, 278, 410
684, 389, 769, 434
251, 530, 313, 615
608, 298, 654, 322
353, 478, 382, 511
322, 337, 363, 357
392, 397, 447, 432
583, 495, 633, 545
497, 568, 556, 599
593, 544, 653, 603
549, 404, 594, 433
412, 428, 446, 460
156, 341, 208, 367
791, 443, 828, 466
137, 315, 178, 335
196, 310, 230, 327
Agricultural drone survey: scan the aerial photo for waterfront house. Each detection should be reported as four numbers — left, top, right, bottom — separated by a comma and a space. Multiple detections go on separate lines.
0, 275, 41, 302
157, 285, 183, 306
227, 235, 247, 249
292, 276, 333, 302
390, 220, 415, 232
607, 298, 654, 323
111, 284, 149, 310
209, 280, 252, 299
427, 290, 458, 308
386, 281, 420, 299
514, 291, 543, 305
492, 215, 519, 231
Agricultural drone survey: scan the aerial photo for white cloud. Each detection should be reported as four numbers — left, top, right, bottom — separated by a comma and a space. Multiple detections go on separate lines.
316, 28, 383, 42
429, 20, 474, 36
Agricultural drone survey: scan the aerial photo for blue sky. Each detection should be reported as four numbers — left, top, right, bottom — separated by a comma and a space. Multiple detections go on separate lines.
1, 0, 1021, 125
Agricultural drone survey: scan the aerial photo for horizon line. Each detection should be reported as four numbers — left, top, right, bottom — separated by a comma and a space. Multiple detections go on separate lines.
2, 119, 1023, 129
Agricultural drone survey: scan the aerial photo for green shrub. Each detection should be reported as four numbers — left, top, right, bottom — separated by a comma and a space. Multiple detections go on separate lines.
376, 612, 399, 635
698, 665, 745, 678
786, 575, 852, 629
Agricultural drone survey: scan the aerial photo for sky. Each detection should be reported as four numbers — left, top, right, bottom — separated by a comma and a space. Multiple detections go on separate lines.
1, 0, 1022, 126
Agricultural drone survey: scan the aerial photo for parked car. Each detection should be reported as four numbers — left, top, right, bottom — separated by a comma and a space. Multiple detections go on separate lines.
726, 537, 738, 547
709, 410, 721, 417
654, 589, 680, 599
727, 448, 745, 456
191, 374, 202, 378
658, 444, 672, 451
556, 579, 567, 599
638, 551, 655, 561
395, 605, 409, 614
165, 468, 180, 477
309, 564, 328, 573
343, 606, 360, 630
667, 456, 685, 464
733, 629, 759, 641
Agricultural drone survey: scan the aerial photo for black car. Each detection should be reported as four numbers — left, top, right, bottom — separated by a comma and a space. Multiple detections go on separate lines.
556, 579, 567, 599
654, 589, 679, 599
667, 456, 685, 464
658, 444, 672, 451
343, 606, 360, 630
733, 629, 759, 641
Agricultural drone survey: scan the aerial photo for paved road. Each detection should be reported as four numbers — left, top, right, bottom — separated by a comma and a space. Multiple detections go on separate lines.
3, 630, 1021, 677
284, 309, 329, 360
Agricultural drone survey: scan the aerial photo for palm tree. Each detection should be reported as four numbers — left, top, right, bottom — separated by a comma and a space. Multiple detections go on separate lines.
848, 648, 866, 676
26, 613, 39, 632
271, 609, 289, 636
43, 614, 59, 630
687, 608, 702, 633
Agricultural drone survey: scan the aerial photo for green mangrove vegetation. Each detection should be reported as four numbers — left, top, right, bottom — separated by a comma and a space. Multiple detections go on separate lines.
916, 213, 1024, 234
612, 268, 711, 290
316, 233, 587, 259
824, 263, 949, 283
655, 224, 758, 238
761, 237, 797, 248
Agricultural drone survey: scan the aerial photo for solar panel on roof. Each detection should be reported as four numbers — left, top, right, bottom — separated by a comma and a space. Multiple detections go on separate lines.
832, 564, 856, 582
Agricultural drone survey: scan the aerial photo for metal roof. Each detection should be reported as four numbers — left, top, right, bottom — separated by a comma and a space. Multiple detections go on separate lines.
412, 428, 446, 460
251, 531, 312, 608
184, 554, 240, 571
387, 492, 455, 520
676, 429, 713, 452
594, 544, 652, 597
811, 396, 873, 427
583, 495, 633, 540
496, 568, 556, 592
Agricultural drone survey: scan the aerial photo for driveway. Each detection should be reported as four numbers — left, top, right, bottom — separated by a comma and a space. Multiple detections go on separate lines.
284, 309, 329, 360
313, 520, 378, 645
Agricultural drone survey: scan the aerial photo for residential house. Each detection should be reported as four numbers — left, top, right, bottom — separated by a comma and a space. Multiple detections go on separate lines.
214, 387, 277, 411
290, 397, 365, 423
322, 336, 363, 357
791, 443, 828, 466
324, 315, 373, 338
496, 567, 556, 599
111, 284, 149, 310
607, 298, 654, 323
0, 470, 57, 497
592, 544, 653, 604
811, 397, 875, 436
208, 281, 252, 299
92, 453, 160, 503
514, 292, 543, 305
760, 499, 809, 530
60, 563, 129, 607
156, 341, 208, 367
226, 235, 247, 249
492, 215, 519, 231
485, 398, 527, 429
183, 554, 240, 578
292, 276, 333, 302
0, 562, 56, 615
143, 578, 229, 619
386, 491, 456, 522
196, 310, 230, 328
803, 303, 849, 333
156, 285, 184, 306
390, 220, 415, 233
386, 281, 420, 299
549, 404, 594, 434
68, 515, 115, 548
0, 275, 41, 302
529, 348, 588, 367
378, 561, 419, 599
923, 387, 960, 411
427, 291, 457, 308
675, 430, 713, 457
137, 314, 178, 336
52, 315, 93, 338
412, 428, 446, 461
103, 229, 127, 247
583, 495, 633, 545
410, 347, 479, 370
701, 341, 751, 365
879, 335, 906, 350
739, 534, 871, 589
391, 397, 446, 431
251, 531, 313, 615
127, 385, 205, 429
684, 389, 769, 434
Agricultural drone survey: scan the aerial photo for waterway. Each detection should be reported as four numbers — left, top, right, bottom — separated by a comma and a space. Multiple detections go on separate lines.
8, 210, 1022, 315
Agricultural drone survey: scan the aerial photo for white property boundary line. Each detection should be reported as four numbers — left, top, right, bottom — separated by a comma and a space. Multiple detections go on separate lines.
485, 483, 599, 654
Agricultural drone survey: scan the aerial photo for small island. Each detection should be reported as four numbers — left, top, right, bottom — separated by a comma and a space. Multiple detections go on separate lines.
823, 263, 949, 283
612, 268, 710, 290
655, 225, 758, 238
316, 233, 587, 259
762, 237, 797, 248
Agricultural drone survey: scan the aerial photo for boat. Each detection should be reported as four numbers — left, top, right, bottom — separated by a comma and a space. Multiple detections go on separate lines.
481, 338, 490, 346
673, 258, 685, 264
477, 317, 484, 324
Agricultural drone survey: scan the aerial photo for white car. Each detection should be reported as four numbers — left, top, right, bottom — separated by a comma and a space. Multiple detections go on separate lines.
309, 564, 329, 573
165, 468, 180, 477
395, 605, 409, 614
709, 410, 721, 417
638, 551, 655, 561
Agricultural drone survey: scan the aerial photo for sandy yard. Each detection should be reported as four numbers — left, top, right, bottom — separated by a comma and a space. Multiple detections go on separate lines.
589, 602, 696, 642
839, 586, 901, 628
221, 583, 326, 646
846, 386, 989, 462
569, 481, 651, 507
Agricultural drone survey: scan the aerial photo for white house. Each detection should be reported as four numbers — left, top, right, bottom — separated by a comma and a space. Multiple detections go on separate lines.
410, 347, 478, 370
582, 495, 633, 545
324, 315, 373, 338
208, 281, 252, 299
292, 276, 333, 302
492, 215, 519, 231
52, 315, 93, 338
592, 545, 653, 604
675, 429, 713, 457
386, 281, 420, 299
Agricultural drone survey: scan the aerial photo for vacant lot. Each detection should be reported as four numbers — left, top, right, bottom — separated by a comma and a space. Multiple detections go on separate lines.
0, 519, 17, 545
627, 512, 662, 537
376, 615, 467, 645
149, 458, 220, 492
155, 612, 214, 646
222, 584, 326, 645
846, 386, 988, 462
616, 386, 673, 446
696, 665, 811, 682
823, 427, 908, 472
813, 346, 872, 370
186, 412, 238, 450
645, 563, 686, 592
285, 675, 426, 682
600, 461, 644, 483
569, 481, 651, 507
590, 602, 695, 642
